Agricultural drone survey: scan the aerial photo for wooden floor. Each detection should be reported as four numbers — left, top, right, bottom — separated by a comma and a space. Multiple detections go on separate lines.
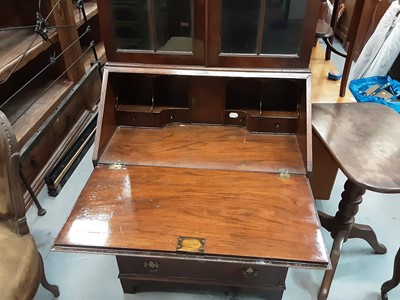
310, 43, 355, 104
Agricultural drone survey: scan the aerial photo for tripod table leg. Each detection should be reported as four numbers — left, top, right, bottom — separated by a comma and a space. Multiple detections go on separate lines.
381, 247, 400, 300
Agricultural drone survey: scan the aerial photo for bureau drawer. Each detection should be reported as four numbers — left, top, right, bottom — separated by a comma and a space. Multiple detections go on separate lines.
259, 117, 297, 133
116, 255, 287, 288
224, 111, 297, 133
117, 111, 154, 127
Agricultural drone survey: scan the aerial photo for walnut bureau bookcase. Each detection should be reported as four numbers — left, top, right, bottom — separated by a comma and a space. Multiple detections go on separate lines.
54, 1, 329, 298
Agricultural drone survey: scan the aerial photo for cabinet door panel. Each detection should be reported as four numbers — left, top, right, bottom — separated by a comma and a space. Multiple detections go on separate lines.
208, 0, 319, 68
220, 0, 261, 54
98, 0, 205, 65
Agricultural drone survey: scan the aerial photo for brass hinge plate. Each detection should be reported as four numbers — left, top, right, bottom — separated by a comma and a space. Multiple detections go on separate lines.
177, 236, 205, 253
278, 168, 290, 179
108, 163, 125, 170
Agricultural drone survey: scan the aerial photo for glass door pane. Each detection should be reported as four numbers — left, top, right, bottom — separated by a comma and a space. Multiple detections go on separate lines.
261, 0, 307, 54
220, 0, 260, 54
111, 0, 151, 50
219, 0, 307, 56
154, 0, 192, 52
111, 0, 193, 53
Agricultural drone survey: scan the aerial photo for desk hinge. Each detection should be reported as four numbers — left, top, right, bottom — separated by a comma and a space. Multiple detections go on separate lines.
278, 168, 290, 179
108, 163, 125, 170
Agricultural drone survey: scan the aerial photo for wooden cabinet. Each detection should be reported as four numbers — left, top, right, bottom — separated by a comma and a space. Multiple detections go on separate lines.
54, 1, 329, 299
0, 0, 105, 200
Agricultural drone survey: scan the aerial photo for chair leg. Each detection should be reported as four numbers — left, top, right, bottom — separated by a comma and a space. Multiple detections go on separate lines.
325, 37, 332, 61
340, 48, 353, 97
324, 0, 342, 61
38, 252, 60, 297
19, 164, 46, 216
322, 37, 347, 58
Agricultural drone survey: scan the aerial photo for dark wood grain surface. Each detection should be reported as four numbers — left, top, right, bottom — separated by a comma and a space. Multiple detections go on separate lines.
99, 124, 306, 174
313, 103, 400, 192
54, 164, 328, 266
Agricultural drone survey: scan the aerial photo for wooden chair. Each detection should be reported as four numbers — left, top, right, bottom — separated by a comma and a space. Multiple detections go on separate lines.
0, 110, 59, 300
315, 0, 369, 97
316, 0, 346, 60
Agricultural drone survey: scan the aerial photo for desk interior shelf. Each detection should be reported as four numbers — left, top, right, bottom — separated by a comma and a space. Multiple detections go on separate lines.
0, 29, 58, 82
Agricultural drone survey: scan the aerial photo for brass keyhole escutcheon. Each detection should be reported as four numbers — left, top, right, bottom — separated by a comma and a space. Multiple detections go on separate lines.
242, 267, 258, 277
144, 261, 159, 272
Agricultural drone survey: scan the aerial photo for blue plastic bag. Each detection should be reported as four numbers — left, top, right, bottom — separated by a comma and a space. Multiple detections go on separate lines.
349, 76, 400, 113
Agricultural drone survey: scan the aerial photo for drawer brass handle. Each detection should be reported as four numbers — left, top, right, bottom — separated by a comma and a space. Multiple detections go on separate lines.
144, 261, 159, 272
242, 267, 258, 277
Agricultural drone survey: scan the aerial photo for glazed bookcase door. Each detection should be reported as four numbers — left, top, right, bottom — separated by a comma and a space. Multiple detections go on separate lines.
97, 0, 205, 65
207, 0, 319, 69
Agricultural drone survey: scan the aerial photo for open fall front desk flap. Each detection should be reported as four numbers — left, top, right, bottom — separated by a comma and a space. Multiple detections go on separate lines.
54, 164, 328, 269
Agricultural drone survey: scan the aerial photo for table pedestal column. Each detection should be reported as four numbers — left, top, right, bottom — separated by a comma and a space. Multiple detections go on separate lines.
318, 179, 387, 300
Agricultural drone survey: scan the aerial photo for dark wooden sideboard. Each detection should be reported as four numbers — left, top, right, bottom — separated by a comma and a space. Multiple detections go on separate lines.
54, 1, 329, 298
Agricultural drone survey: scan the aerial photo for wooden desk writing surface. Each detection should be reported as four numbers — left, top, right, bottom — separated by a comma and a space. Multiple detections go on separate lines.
54, 124, 328, 268
100, 125, 306, 174
55, 164, 327, 266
